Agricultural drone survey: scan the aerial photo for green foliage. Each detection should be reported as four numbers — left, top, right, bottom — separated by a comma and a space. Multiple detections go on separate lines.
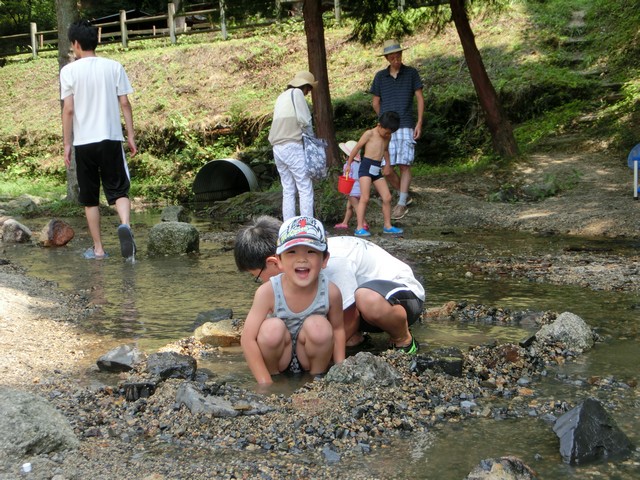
2, 0, 640, 206
313, 177, 346, 223
514, 100, 587, 151
0, 0, 56, 34
0, 175, 65, 201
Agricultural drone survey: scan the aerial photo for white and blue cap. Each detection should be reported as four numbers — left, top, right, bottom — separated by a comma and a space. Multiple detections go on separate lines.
276, 216, 327, 255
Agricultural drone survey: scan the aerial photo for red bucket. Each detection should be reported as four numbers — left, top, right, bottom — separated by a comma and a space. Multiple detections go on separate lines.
338, 175, 355, 195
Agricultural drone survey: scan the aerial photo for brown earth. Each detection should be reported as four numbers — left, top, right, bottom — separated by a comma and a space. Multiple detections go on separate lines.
408, 134, 640, 238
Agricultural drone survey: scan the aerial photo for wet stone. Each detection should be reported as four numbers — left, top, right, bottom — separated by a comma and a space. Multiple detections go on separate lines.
123, 382, 157, 401
145, 351, 197, 380
553, 397, 635, 465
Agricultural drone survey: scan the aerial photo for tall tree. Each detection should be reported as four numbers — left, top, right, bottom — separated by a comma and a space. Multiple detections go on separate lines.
56, 0, 79, 201
449, 0, 517, 158
351, 0, 519, 159
302, 0, 339, 168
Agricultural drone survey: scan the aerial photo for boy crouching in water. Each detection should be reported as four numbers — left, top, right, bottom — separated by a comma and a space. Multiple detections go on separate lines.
347, 111, 403, 237
240, 216, 345, 385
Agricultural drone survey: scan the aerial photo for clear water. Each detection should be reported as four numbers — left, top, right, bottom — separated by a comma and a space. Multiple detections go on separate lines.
3, 211, 639, 478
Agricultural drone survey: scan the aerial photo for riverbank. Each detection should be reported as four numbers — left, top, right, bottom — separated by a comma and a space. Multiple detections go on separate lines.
1, 131, 640, 478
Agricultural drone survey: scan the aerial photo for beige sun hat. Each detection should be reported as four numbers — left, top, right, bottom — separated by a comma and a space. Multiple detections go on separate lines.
288, 71, 318, 88
379, 39, 408, 56
339, 140, 361, 160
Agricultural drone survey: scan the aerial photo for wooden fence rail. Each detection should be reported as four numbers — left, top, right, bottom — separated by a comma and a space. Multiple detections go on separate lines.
0, 1, 344, 59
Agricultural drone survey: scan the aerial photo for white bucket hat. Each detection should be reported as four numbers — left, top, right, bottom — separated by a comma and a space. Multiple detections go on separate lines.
338, 140, 361, 161
287, 71, 318, 88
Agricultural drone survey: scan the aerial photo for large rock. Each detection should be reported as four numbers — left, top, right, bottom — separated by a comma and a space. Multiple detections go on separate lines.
553, 397, 635, 465
38, 219, 75, 247
147, 221, 199, 256
1, 218, 32, 243
161, 205, 191, 223
146, 351, 197, 380
194, 320, 241, 347
325, 351, 401, 386
465, 456, 538, 479
96, 344, 145, 372
0, 387, 79, 458
6, 195, 40, 215
535, 312, 595, 353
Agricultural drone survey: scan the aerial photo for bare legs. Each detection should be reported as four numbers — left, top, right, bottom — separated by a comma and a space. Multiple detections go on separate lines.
344, 288, 412, 348
85, 206, 104, 256
85, 196, 131, 256
256, 315, 334, 376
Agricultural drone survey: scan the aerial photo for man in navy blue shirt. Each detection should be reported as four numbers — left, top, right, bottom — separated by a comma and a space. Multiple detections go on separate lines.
370, 39, 424, 220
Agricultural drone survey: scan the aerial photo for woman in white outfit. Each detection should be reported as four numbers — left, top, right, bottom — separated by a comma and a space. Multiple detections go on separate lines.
268, 71, 317, 220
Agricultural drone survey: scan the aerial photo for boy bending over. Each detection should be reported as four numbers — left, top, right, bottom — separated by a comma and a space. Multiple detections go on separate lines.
240, 216, 345, 385
347, 111, 403, 237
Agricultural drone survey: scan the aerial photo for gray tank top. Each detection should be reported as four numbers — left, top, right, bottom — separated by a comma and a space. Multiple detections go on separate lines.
270, 271, 330, 340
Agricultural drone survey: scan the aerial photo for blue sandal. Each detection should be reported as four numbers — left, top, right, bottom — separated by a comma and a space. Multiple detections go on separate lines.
354, 228, 371, 237
383, 226, 404, 235
83, 247, 109, 259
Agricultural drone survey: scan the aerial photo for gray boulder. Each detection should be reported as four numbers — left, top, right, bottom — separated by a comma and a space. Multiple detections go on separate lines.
6, 195, 40, 215
0, 387, 79, 459
147, 221, 199, 256
96, 344, 145, 372
1, 218, 32, 243
146, 351, 197, 380
553, 397, 634, 465
535, 312, 595, 352
161, 205, 191, 222
325, 351, 401, 386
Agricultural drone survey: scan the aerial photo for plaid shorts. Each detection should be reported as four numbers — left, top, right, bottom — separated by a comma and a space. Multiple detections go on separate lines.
386, 128, 416, 166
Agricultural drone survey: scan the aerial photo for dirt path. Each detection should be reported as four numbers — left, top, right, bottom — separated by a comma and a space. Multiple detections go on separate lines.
408, 136, 640, 238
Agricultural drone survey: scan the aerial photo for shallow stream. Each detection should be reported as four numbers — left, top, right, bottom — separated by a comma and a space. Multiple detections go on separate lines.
3, 211, 639, 478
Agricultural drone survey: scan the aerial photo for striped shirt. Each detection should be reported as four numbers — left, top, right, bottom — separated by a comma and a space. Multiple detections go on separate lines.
370, 65, 423, 129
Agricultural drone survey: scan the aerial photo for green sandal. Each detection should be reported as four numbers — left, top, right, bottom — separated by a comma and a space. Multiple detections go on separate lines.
391, 335, 419, 354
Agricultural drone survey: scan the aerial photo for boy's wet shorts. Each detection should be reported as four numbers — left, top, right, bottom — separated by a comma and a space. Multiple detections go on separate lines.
356, 279, 424, 333
358, 156, 384, 182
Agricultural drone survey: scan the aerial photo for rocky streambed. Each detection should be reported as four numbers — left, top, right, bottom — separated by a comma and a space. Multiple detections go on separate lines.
2, 276, 638, 479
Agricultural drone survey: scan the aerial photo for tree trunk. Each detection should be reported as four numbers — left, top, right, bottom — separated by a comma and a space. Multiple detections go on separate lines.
56, 0, 79, 202
303, 0, 339, 168
449, 0, 519, 158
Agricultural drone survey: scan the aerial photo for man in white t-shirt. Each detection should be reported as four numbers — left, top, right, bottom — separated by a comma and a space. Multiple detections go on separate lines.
234, 216, 425, 354
60, 20, 137, 260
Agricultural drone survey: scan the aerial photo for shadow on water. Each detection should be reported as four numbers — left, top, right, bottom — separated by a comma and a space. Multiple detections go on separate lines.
3, 212, 640, 477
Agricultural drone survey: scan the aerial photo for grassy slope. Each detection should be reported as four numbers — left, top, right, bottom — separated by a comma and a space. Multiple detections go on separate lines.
0, 0, 638, 200
0, 5, 534, 140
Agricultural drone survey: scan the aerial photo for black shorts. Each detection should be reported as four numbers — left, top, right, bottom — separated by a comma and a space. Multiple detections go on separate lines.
357, 279, 424, 333
75, 140, 130, 207
358, 156, 384, 182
